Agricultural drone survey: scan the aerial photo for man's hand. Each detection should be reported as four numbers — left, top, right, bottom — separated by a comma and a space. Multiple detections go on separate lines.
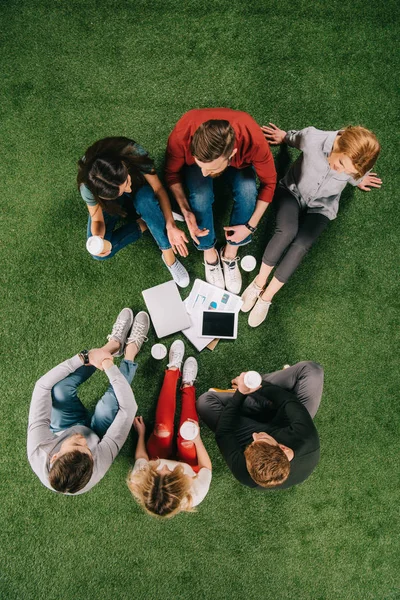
357, 172, 382, 191
166, 224, 189, 257
223, 224, 251, 244
184, 211, 209, 245
88, 348, 114, 370
231, 372, 261, 395
133, 416, 146, 437
261, 123, 287, 145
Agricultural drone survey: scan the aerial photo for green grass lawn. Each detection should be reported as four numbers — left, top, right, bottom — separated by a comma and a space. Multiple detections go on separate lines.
1, 1, 399, 598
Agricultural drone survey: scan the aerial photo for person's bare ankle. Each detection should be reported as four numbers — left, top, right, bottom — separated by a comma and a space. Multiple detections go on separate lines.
204, 248, 218, 264
137, 218, 148, 233
124, 342, 138, 361
255, 276, 265, 289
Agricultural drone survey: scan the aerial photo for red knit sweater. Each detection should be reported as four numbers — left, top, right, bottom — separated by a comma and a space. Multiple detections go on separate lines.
165, 108, 277, 203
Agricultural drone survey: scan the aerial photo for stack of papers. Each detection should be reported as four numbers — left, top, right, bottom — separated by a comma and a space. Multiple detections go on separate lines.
183, 279, 243, 351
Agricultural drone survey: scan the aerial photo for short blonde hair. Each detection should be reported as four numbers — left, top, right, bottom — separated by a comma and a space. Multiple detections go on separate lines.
127, 461, 195, 519
244, 441, 290, 488
337, 126, 380, 178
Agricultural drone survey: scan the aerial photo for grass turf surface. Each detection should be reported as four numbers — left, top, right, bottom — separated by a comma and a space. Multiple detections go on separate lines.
1, 0, 399, 598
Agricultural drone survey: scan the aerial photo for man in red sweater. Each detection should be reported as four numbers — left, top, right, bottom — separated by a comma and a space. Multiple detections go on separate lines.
165, 108, 277, 293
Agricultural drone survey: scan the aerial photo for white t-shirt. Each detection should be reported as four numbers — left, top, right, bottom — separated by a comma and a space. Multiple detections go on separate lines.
130, 458, 212, 507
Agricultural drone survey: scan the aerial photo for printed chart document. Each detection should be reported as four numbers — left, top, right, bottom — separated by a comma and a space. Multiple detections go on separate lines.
183, 279, 243, 351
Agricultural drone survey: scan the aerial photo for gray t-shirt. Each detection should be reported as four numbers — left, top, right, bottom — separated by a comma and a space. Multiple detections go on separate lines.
27, 355, 137, 495
281, 127, 365, 220
80, 141, 155, 206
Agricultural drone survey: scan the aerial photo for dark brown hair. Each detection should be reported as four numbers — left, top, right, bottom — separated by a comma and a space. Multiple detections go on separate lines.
244, 441, 290, 488
77, 137, 155, 216
49, 450, 94, 494
190, 120, 236, 162
336, 126, 380, 178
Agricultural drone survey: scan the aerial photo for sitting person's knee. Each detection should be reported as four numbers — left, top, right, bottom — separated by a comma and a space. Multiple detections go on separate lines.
52, 382, 73, 404
154, 424, 172, 438
196, 392, 214, 417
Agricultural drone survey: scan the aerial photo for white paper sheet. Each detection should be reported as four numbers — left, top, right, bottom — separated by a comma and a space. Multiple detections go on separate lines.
182, 279, 243, 351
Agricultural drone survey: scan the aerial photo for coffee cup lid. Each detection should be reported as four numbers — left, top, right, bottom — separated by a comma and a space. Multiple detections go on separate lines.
244, 371, 262, 388
179, 420, 199, 441
241, 255, 257, 272
86, 236, 104, 255
151, 344, 167, 360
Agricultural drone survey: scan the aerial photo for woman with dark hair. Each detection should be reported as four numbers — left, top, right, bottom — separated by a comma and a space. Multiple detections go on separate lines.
77, 137, 189, 287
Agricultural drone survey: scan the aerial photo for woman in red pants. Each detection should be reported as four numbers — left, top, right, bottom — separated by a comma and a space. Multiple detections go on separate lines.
127, 341, 212, 519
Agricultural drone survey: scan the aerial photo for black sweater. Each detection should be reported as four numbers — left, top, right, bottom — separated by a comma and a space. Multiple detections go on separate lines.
215, 384, 320, 489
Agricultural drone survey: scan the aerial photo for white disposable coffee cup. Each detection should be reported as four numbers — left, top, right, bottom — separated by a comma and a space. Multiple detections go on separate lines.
241, 255, 257, 272
151, 343, 167, 360
86, 236, 111, 255
244, 371, 262, 389
179, 420, 199, 441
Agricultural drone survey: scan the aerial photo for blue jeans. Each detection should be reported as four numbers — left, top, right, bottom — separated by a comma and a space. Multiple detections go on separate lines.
184, 164, 258, 250
50, 360, 137, 438
87, 184, 171, 261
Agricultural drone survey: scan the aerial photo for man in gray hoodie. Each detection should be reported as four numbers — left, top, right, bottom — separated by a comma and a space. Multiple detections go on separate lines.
27, 308, 149, 495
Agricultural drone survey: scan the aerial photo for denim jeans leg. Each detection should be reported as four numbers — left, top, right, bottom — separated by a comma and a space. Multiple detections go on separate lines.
224, 166, 257, 246
184, 164, 216, 250
90, 360, 138, 439
50, 366, 96, 433
87, 209, 142, 261
133, 184, 171, 250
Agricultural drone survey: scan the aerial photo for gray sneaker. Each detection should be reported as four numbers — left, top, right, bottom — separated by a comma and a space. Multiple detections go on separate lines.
167, 339, 185, 369
182, 357, 198, 386
162, 255, 190, 288
126, 311, 150, 352
107, 308, 134, 356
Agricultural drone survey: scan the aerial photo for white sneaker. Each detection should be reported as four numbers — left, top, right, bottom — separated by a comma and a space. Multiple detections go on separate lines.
182, 357, 198, 386
167, 340, 185, 369
204, 252, 225, 289
241, 277, 263, 312
220, 247, 242, 294
162, 255, 190, 288
248, 297, 272, 328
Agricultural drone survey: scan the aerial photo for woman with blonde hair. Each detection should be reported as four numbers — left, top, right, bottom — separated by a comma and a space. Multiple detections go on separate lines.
127, 341, 212, 518
241, 123, 382, 326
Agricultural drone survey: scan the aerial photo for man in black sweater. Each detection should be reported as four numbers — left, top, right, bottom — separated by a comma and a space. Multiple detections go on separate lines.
197, 362, 323, 489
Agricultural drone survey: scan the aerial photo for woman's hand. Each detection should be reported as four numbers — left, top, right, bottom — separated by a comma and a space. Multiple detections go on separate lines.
133, 416, 146, 436
357, 172, 382, 191
231, 372, 261, 395
261, 123, 287, 145
166, 224, 189, 256
223, 224, 251, 244
184, 211, 210, 245
88, 348, 114, 370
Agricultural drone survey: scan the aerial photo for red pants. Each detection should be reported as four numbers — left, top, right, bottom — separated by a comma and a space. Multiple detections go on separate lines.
147, 369, 199, 470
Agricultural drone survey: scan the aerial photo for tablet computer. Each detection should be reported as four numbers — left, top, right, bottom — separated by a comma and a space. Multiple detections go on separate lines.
199, 310, 238, 339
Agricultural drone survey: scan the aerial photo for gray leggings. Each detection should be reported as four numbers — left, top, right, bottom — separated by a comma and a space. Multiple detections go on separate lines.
262, 190, 330, 283
197, 361, 324, 437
